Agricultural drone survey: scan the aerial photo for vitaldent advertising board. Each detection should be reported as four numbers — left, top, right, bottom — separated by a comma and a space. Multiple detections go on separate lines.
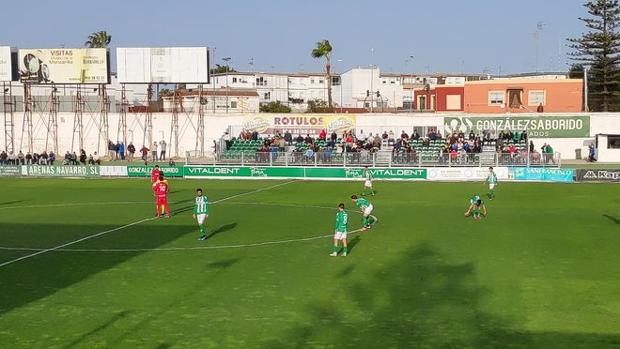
444, 115, 590, 138
18, 48, 110, 84
183, 166, 426, 180
116, 47, 210, 83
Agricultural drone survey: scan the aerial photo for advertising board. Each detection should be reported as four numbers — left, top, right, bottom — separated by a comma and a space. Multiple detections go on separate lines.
117, 47, 210, 83
18, 48, 109, 84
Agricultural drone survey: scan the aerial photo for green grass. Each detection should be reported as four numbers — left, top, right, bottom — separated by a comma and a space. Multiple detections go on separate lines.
0, 178, 620, 348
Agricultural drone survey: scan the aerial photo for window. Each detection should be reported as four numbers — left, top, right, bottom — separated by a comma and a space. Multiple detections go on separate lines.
382, 80, 386, 84
488, 91, 505, 106
232, 77, 237, 83
528, 90, 546, 106
230, 101, 238, 109
507, 89, 523, 108
310, 79, 315, 84
608, 135, 620, 149
446, 95, 462, 110
319, 79, 324, 84
263, 92, 271, 100
332, 76, 341, 86
390, 80, 395, 84
256, 77, 267, 86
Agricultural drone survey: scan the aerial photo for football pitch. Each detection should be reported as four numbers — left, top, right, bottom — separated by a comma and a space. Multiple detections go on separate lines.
0, 178, 619, 348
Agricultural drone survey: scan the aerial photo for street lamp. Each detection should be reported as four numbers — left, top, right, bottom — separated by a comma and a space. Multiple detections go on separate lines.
370, 48, 374, 112
222, 57, 232, 113
337, 59, 344, 112
406, 55, 414, 112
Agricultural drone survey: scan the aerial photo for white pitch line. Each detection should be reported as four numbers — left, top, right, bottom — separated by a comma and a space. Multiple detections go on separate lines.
0, 180, 297, 268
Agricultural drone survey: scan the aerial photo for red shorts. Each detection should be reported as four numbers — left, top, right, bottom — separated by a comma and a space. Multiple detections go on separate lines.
156, 197, 168, 205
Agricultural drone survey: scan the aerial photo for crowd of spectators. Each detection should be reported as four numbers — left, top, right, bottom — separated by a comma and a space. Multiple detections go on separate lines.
0, 149, 104, 166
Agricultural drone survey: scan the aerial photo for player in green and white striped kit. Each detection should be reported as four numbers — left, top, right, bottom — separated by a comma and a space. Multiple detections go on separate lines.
351, 195, 377, 230
330, 203, 349, 257
362, 166, 375, 196
192, 188, 209, 241
486, 167, 498, 200
465, 195, 487, 220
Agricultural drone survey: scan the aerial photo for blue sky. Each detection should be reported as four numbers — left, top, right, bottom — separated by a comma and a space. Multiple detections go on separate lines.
0, 0, 587, 74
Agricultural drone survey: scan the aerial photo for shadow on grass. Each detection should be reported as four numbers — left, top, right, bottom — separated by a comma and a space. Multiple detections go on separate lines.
207, 223, 237, 239
603, 214, 620, 225
264, 244, 620, 349
346, 235, 361, 255
0, 222, 195, 316
59, 310, 131, 349
0, 200, 24, 207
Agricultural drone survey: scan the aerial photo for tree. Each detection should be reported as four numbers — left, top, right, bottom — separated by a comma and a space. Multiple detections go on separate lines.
260, 101, 292, 113
568, 63, 585, 79
311, 40, 333, 108
85, 31, 112, 48
210, 64, 236, 75
568, 0, 620, 111
306, 99, 333, 113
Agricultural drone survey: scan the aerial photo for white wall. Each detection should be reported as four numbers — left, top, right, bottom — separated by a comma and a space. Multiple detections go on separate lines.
3, 112, 620, 161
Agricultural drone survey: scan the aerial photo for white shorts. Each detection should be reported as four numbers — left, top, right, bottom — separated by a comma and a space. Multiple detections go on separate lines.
489, 184, 496, 190
363, 204, 373, 216
364, 180, 372, 188
334, 231, 347, 240
196, 214, 208, 225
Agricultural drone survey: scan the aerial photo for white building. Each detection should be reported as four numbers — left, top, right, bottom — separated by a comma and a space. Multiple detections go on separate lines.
339, 68, 403, 110
161, 88, 259, 113
200, 71, 336, 112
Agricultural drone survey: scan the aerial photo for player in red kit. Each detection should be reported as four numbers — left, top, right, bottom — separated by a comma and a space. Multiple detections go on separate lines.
152, 173, 171, 218
151, 165, 161, 183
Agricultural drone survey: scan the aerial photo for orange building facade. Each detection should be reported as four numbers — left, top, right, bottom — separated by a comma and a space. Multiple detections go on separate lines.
463, 79, 583, 114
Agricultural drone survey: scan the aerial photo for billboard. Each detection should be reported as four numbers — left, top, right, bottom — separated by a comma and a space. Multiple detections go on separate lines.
443, 115, 590, 138
508, 167, 574, 183
0, 46, 18, 82
18, 48, 110, 84
183, 166, 426, 180
117, 47, 210, 83
575, 169, 620, 182
242, 114, 357, 136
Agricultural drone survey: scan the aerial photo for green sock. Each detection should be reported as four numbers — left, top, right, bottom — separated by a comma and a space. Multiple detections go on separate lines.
362, 217, 368, 226
490, 190, 495, 198
343, 246, 347, 254
199, 225, 206, 237
332, 245, 339, 253
368, 216, 375, 225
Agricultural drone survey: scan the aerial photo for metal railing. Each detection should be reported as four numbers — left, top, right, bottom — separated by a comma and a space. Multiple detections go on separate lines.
190, 151, 562, 168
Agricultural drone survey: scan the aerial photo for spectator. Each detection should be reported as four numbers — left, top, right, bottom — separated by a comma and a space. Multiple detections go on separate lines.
8, 151, 16, 165
127, 142, 136, 162
588, 144, 597, 162
93, 151, 101, 165
284, 131, 292, 144
529, 140, 535, 153
330, 131, 338, 141
140, 145, 149, 163
159, 140, 167, 160
469, 130, 475, 140
39, 151, 48, 165
388, 130, 395, 142
26, 152, 32, 165
108, 140, 115, 160
382, 131, 388, 140
119, 142, 125, 161
401, 130, 409, 140
79, 149, 87, 165
537, 103, 544, 113
152, 142, 158, 162
304, 134, 313, 145
319, 129, 327, 140
295, 134, 304, 143
114, 141, 120, 161
49, 151, 55, 165
0, 151, 6, 165
17, 151, 24, 165
412, 130, 420, 140
71, 151, 78, 165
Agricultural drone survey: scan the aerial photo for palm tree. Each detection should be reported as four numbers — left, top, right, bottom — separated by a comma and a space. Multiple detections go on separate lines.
85, 31, 112, 48
311, 40, 333, 108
